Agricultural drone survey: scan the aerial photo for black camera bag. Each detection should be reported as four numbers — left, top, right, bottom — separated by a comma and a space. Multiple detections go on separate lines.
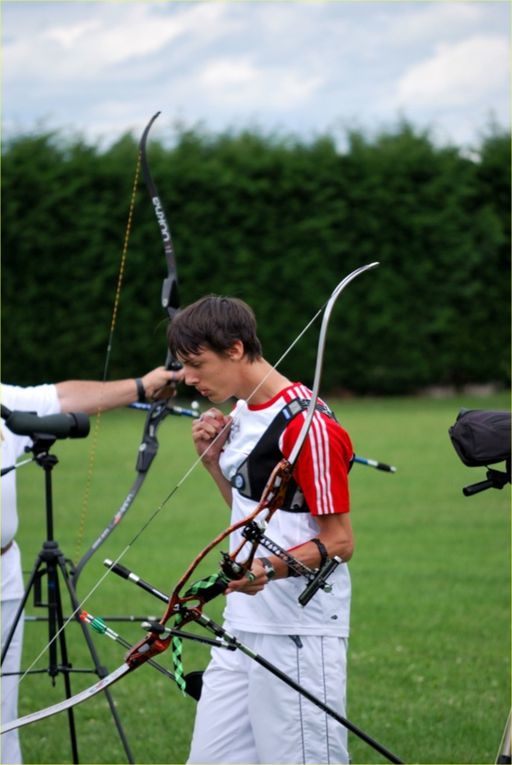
449, 409, 511, 468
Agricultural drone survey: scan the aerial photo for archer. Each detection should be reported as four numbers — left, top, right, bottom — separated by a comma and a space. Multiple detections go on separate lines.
168, 294, 354, 765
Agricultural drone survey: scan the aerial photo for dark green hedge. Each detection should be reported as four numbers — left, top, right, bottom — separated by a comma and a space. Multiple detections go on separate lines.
2, 122, 510, 394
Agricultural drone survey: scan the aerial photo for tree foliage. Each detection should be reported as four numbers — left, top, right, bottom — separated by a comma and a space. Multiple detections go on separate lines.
2, 122, 509, 393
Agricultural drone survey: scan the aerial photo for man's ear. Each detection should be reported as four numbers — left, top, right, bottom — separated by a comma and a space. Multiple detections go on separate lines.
227, 340, 245, 361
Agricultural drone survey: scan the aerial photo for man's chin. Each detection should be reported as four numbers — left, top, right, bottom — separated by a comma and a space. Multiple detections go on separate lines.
207, 392, 232, 405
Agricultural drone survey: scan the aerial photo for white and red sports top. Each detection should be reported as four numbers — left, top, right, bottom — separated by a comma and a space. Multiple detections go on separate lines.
219, 383, 353, 636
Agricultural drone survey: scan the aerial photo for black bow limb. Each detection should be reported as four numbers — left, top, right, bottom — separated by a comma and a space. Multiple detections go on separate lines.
73, 112, 186, 583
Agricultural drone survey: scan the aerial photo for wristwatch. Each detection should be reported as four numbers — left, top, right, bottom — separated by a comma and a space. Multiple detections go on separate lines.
259, 556, 276, 580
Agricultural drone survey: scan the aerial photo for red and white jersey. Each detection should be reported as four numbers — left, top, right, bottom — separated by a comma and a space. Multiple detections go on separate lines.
219, 383, 353, 636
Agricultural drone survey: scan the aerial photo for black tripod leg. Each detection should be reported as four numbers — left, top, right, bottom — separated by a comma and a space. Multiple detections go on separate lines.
61, 560, 135, 764
51, 560, 80, 764
0, 550, 81, 762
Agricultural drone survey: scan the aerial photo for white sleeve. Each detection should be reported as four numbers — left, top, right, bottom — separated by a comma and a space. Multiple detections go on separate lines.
1, 383, 61, 549
1, 383, 60, 419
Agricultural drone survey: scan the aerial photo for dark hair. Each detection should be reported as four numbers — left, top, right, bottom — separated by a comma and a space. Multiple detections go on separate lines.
167, 295, 263, 361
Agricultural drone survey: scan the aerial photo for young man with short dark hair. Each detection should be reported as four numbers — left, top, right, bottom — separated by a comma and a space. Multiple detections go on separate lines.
168, 295, 354, 764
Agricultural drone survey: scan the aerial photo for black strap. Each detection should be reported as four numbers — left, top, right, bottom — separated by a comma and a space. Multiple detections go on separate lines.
135, 378, 146, 403
231, 397, 337, 513
310, 537, 328, 569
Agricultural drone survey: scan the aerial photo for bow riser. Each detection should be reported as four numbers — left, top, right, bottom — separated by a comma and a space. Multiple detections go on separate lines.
125, 633, 172, 669
124, 461, 294, 667
168, 460, 293, 616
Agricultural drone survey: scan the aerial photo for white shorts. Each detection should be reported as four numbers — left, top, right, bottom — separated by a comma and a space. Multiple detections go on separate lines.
187, 628, 349, 764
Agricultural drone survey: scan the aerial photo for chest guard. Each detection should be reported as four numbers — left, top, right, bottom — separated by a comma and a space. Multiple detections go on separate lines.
230, 397, 337, 513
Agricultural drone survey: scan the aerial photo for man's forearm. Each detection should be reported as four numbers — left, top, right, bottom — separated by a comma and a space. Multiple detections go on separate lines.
56, 379, 139, 414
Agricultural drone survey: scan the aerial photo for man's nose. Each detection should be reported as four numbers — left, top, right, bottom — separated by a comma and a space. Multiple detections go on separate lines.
184, 369, 199, 386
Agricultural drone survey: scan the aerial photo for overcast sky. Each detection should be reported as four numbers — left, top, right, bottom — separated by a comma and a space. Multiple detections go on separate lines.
2, 1, 510, 150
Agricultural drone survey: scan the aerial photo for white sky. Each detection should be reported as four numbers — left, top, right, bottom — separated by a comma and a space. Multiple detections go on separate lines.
2, 1, 510, 149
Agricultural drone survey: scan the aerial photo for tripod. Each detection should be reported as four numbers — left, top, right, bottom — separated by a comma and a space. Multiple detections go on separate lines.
1, 434, 134, 763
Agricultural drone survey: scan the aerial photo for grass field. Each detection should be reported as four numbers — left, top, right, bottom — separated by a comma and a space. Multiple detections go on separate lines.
13, 392, 510, 764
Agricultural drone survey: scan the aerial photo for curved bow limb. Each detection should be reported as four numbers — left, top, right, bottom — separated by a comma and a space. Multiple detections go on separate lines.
139, 111, 182, 377
0, 640, 182, 734
139, 112, 180, 336
1, 663, 132, 735
288, 262, 379, 464
2, 601, 210, 735
73, 112, 183, 583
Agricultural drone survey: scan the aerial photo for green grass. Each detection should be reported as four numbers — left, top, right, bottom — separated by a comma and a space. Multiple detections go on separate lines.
14, 393, 510, 764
